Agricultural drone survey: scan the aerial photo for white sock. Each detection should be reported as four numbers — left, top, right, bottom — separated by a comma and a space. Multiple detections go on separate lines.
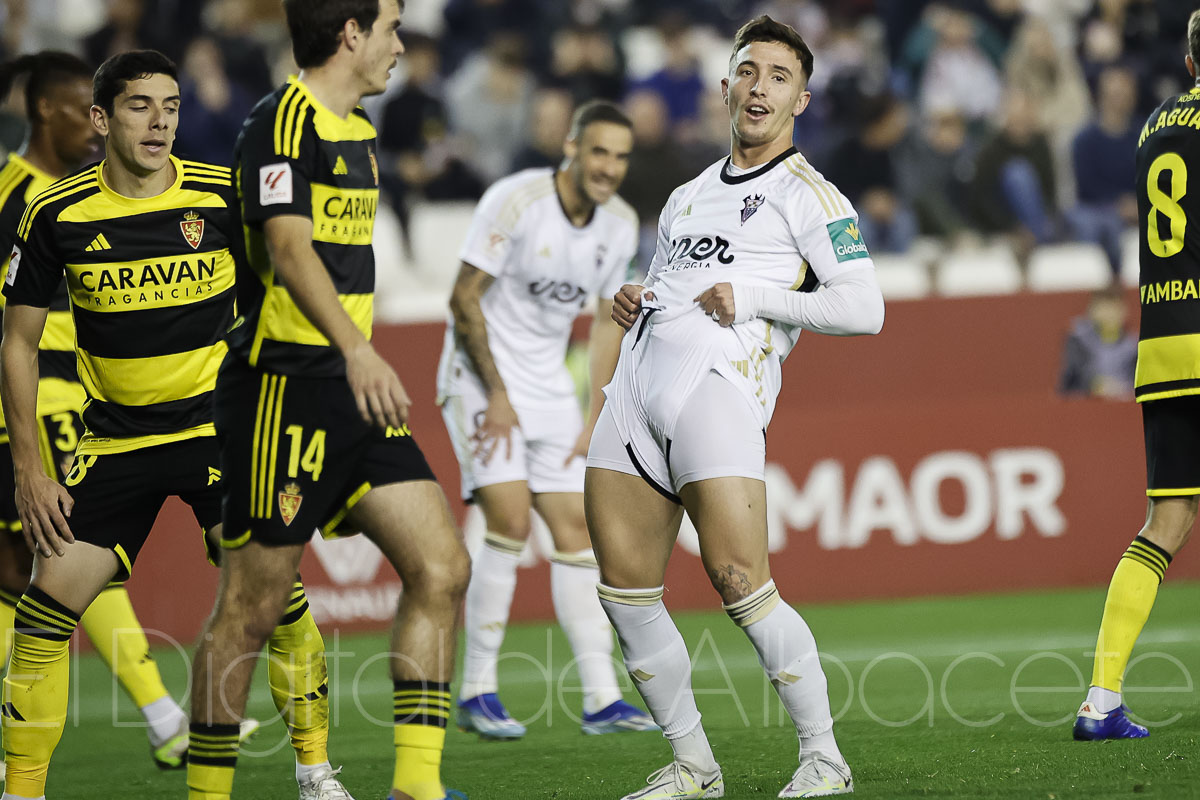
459, 533, 523, 700
598, 584, 718, 773
726, 581, 842, 763
1085, 685, 1122, 714
296, 760, 331, 784
551, 551, 621, 714
140, 694, 187, 748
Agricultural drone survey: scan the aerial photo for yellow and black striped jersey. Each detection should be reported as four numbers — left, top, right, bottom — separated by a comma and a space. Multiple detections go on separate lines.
1135, 87, 1200, 401
0, 154, 85, 421
3, 155, 238, 455
231, 75, 379, 377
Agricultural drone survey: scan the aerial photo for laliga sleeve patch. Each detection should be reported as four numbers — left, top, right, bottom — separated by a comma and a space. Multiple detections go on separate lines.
259, 163, 294, 206
826, 218, 870, 263
5, 245, 20, 286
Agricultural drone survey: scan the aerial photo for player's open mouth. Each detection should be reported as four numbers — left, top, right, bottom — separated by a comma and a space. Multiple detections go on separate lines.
142, 140, 166, 154
746, 104, 769, 120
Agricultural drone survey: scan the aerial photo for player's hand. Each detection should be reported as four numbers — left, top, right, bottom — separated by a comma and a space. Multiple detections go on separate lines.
15, 473, 74, 558
612, 284, 653, 330
475, 391, 519, 466
695, 282, 736, 327
346, 343, 411, 429
564, 422, 595, 467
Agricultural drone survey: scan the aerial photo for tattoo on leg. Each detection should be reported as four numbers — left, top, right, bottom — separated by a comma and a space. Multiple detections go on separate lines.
711, 564, 752, 602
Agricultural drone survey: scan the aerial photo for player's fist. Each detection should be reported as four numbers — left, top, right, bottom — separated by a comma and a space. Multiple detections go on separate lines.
695, 282, 736, 327
612, 284, 651, 330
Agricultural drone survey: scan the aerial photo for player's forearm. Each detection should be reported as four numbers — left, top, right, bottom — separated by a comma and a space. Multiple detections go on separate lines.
450, 301, 507, 397
0, 332, 45, 477
585, 311, 622, 427
273, 241, 369, 356
733, 269, 884, 336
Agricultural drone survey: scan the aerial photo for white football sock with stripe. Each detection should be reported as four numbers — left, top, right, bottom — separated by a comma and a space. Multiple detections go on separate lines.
726, 580, 842, 763
551, 550, 621, 715
459, 532, 523, 701
598, 584, 717, 773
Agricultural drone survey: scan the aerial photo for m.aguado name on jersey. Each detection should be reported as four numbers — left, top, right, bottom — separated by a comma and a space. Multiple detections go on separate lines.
76, 257, 217, 307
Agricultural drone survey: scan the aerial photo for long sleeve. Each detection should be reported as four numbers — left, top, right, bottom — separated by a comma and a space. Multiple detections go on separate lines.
732, 267, 884, 336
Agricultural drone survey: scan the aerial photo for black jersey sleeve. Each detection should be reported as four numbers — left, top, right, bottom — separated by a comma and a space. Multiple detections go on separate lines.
237, 102, 315, 226
3, 200, 63, 308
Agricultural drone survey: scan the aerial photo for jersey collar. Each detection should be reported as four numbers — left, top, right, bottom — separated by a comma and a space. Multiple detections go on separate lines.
720, 147, 797, 185
7, 153, 51, 184
96, 154, 184, 203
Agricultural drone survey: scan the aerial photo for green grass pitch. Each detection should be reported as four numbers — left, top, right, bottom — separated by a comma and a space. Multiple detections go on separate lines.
45, 582, 1199, 798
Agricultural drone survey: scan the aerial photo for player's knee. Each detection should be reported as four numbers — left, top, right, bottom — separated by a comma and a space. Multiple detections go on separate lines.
485, 511, 532, 542
704, 561, 766, 606
404, 539, 471, 601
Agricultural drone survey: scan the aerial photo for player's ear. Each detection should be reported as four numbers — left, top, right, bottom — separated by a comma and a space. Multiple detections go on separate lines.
563, 136, 578, 160
1188, 55, 1196, 80
720, 77, 730, 105
342, 17, 362, 52
90, 105, 108, 137
792, 90, 811, 118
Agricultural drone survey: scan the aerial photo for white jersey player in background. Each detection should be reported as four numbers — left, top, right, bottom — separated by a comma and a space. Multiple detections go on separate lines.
586, 16, 884, 800
437, 100, 657, 739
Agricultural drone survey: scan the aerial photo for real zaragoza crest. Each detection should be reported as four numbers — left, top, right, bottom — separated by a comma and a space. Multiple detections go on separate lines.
278, 482, 303, 526
180, 210, 204, 249
368, 149, 379, 186
741, 193, 765, 226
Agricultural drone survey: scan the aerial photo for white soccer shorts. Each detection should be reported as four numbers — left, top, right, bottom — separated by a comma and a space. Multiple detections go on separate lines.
441, 376, 586, 500
587, 370, 765, 500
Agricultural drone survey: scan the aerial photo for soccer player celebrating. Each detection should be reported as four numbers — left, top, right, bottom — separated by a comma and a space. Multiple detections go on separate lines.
187, 2, 468, 800
0, 49, 200, 774
438, 100, 656, 738
0, 51, 335, 800
1074, 10, 1200, 741
586, 16, 883, 799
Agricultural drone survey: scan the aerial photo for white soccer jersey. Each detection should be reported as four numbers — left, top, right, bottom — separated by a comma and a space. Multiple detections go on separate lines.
606, 148, 875, 436
437, 168, 638, 409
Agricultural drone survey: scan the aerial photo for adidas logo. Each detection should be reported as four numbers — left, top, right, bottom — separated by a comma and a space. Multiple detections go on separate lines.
333, 156, 349, 176
85, 233, 112, 252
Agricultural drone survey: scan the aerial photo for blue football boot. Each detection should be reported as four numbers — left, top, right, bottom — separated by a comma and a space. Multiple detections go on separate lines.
1073, 701, 1149, 740
456, 693, 526, 740
581, 699, 660, 735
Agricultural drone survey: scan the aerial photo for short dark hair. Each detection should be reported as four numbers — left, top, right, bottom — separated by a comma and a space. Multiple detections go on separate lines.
568, 100, 632, 141
1190, 9, 1200, 64
729, 15, 814, 84
283, 0, 383, 69
0, 51, 93, 122
93, 50, 178, 115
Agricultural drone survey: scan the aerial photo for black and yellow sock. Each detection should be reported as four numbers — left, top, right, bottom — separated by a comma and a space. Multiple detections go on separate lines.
392, 680, 451, 800
80, 583, 171, 708
0, 587, 20, 668
1091, 536, 1173, 692
267, 580, 330, 767
3, 586, 79, 799
187, 721, 240, 800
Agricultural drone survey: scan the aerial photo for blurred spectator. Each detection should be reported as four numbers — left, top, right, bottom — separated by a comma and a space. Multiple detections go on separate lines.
1005, 14, 1092, 204
380, 33, 484, 257
904, 4, 1005, 126
1059, 286, 1137, 399
83, 0, 147, 66
970, 88, 1058, 261
753, 0, 830, 49
441, 0, 551, 77
172, 36, 253, 166
825, 94, 918, 253
202, 0, 275, 101
511, 87, 573, 172
961, 0, 1025, 50
619, 88, 696, 262
548, 23, 624, 105
446, 32, 536, 184
1067, 64, 1140, 278
628, 14, 704, 128
896, 106, 977, 242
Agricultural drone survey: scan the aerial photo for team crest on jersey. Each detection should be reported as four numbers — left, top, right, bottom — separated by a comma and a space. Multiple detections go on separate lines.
279, 482, 303, 526
741, 193, 766, 225
180, 211, 204, 250
368, 149, 379, 186
595, 244, 607, 270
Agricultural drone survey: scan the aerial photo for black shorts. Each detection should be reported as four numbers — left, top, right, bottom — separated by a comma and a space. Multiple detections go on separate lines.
1143, 395, 1200, 496
0, 410, 85, 532
64, 436, 223, 580
214, 356, 436, 549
